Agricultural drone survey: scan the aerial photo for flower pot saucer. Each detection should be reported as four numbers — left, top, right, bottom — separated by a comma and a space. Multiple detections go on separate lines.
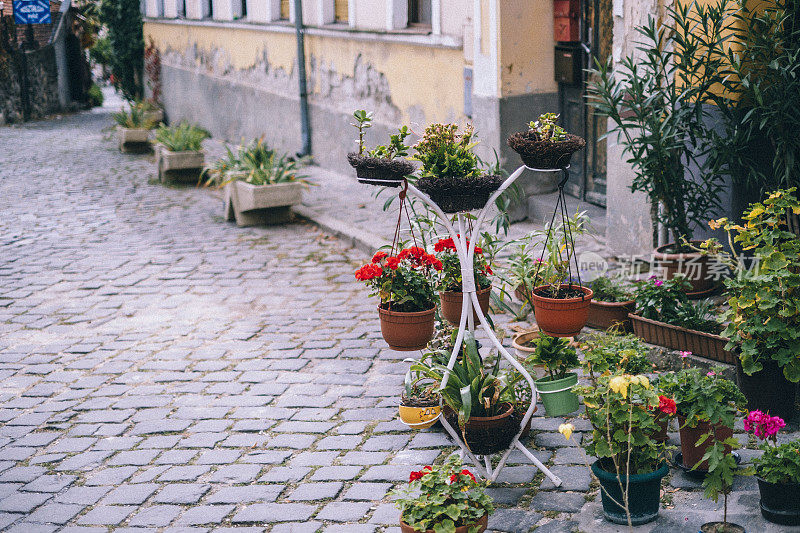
673, 451, 741, 479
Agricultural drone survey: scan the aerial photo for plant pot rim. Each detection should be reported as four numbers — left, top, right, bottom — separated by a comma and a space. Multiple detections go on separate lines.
654, 241, 706, 259
532, 284, 593, 302
756, 476, 800, 487
440, 284, 492, 296
465, 402, 514, 423
699, 521, 746, 533
400, 399, 440, 408
591, 460, 669, 482
535, 372, 578, 385
628, 313, 726, 341
157, 145, 205, 156
378, 305, 436, 316
512, 330, 577, 354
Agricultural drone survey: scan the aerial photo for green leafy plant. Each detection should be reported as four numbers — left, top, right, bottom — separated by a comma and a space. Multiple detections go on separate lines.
351, 109, 372, 155
410, 333, 508, 430
155, 122, 210, 152
529, 210, 589, 299
402, 362, 440, 407
369, 125, 411, 159
87, 84, 104, 107
580, 331, 653, 380
528, 112, 567, 143
412, 123, 481, 179
589, 276, 633, 303
391, 455, 493, 533
99, 0, 144, 101
658, 368, 746, 429
204, 138, 308, 187
354, 247, 440, 313
587, 1, 730, 244
523, 333, 579, 382
700, 189, 800, 381
632, 275, 723, 334
112, 102, 157, 129
711, 0, 800, 194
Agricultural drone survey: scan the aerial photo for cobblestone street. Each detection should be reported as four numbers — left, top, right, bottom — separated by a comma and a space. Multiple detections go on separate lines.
0, 107, 797, 533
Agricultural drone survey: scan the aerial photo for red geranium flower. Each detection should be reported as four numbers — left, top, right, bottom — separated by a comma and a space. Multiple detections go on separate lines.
434, 237, 456, 252
372, 251, 387, 263
460, 469, 476, 482
409, 470, 425, 482
386, 256, 401, 270
474, 246, 483, 255
657, 395, 676, 416
355, 263, 382, 281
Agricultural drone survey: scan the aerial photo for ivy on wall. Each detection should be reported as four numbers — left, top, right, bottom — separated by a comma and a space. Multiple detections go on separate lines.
99, 0, 143, 101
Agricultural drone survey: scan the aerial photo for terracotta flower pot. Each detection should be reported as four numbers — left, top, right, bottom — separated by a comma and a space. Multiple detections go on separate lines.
400, 513, 488, 533
439, 285, 491, 326
587, 299, 635, 332
378, 306, 436, 351
678, 416, 733, 471
652, 412, 670, 443
398, 403, 441, 429
653, 242, 718, 296
531, 284, 593, 337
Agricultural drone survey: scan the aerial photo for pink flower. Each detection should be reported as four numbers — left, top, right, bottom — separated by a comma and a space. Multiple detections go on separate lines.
654, 279, 664, 287
745, 410, 786, 440
680, 351, 692, 359
706, 371, 716, 377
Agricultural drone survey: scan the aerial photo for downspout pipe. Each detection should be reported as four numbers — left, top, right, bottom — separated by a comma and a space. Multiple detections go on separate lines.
293, 0, 311, 157
53, 0, 72, 108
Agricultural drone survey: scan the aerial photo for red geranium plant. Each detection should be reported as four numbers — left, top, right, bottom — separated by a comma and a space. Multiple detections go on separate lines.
391, 455, 493, 532
433, 236, 493, 293
355, 247, 441, 313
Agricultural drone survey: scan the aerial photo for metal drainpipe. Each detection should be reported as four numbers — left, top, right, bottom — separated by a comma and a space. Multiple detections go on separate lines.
293, 0, 311, 157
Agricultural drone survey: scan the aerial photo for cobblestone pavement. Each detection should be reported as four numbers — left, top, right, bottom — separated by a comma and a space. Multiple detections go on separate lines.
1, 104, 798, 533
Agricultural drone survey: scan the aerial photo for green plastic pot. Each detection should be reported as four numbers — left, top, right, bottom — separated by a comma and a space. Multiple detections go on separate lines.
535, 372, 579, 416
592, 461, 669, 525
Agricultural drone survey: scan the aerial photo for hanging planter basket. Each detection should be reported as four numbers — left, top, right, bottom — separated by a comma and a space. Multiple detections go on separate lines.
507, 131, 586, 169
378, 305, 436, 351
416, 175, 504, 213
347, 153, 413, 187
531, 285, 593, 337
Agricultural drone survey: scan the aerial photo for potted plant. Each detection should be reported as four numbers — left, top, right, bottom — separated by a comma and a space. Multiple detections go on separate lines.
507, 112, 586, 169
698, 412, 746, 533
204, 138, 309, 226
587, 4, 730, 294
586, 276, 635, 331
355, 247, 441, 351
658, 368, 746, 472
629, 276, 734, 364
346, 110, 414, 187
572, 372, 672, 525
398, 362, 441, 429
523, 333, 580, 417
499, 368, 535, 435
113, 103, 157, 153
412, 123, 502, 213
391, 455, 493, 533
433, 236, 493, 326
154, 122, 210, 184
699, 189, 800, 421
744, 410, 799, 525
527, 211, 594, 337
412, 334, 518, 455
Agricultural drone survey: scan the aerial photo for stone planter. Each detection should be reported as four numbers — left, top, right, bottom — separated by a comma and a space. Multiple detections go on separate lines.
224, 180, 304, 227
156, 145, 205, 184
629, 313, 734, 364
117, 127, 151, 153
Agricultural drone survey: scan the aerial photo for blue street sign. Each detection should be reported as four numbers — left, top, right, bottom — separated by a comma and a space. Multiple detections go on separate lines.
13, 0, 51, 24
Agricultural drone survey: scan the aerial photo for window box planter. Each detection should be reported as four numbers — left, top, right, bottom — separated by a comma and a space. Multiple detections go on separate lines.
156, 145, 205, 184
587, 299, 635, 332
224, 180, 304, 227
439, 285, 491, 326
591, 460, 669, 525
117, 127, 151, 153
628, 313, 735, 364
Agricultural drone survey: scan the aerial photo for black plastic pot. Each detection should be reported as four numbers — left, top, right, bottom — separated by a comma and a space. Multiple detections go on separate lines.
758, 477, 800, 526
591, 461, 669, 525
736, 358, 798, 422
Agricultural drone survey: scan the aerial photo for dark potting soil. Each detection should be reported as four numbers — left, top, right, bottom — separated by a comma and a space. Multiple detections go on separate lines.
535, 286, 587, 299
400, 392, 439, 408
415, 174, 504, 213
379, 302, 433, 314
347, 153, 414, 184
700, 523, 746, 533
507, 131, 586, 169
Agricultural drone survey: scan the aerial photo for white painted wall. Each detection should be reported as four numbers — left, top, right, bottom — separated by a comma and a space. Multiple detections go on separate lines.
185, 0, 210, 18
212, 0, 243, 20
247, 0, 281, 22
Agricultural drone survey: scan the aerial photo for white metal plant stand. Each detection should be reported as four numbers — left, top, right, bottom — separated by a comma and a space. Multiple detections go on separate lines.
404, 165, 563, 487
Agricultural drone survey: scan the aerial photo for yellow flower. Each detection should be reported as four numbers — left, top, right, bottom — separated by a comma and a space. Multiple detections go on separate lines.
609, 375, 630, 398
558, 423, 575, 441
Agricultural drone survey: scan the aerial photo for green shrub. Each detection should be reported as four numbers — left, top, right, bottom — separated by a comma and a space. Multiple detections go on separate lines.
99, 0, 144, 101
204, 138, 308, 187
112, 103, 156, 129
87, 84, 104, 107
155, 122, 210, 152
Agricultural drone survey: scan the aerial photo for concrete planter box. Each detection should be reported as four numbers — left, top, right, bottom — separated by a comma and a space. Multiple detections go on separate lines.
156, 145, 205, 184
224, 180, 304, 226
117, 127, 151, 153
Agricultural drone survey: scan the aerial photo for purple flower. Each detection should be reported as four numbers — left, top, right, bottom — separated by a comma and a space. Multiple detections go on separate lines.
654, 279, 663, 287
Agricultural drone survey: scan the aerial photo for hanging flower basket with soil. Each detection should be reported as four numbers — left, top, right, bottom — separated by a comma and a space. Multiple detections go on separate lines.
347, 153, 414, 187
628, 313, 735, 364
443, 403, 517, 456
378, 305, 436, 351
531, 284, 593, 337
507, 130, 586, 169
416, 175, 504, 213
